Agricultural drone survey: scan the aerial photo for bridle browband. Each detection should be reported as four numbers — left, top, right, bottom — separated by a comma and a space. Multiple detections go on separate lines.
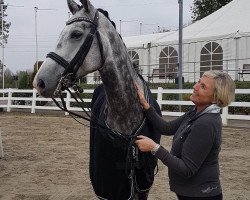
46, 10, 104, 95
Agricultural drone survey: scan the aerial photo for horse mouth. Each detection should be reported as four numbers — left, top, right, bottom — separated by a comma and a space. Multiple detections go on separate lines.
33, 79, 56, 98
35, 88, 55, 98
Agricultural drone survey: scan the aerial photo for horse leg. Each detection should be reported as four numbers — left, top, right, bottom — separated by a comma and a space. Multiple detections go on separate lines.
134, 191, 149, 200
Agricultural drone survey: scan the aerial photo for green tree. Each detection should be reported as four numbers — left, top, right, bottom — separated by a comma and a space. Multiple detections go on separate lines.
191, 0, 233, 22
18, 72, 27, 89
3, 68, 16, 88
18, 71, 33, 89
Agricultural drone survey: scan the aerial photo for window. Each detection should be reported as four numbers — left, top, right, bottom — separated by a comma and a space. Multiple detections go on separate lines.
128, 50, 140, 74
200, 42, 223, 76
159, 46, 178, 79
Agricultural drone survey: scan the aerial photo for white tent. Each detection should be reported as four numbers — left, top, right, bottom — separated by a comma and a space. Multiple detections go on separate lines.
123, 0, 250, 82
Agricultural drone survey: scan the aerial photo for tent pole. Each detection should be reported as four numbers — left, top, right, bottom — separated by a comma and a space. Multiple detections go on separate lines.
178, 0, 183, 88
178, 0, 183, 108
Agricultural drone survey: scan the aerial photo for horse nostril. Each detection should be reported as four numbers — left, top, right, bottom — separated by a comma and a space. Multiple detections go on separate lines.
37, 79, 45, 89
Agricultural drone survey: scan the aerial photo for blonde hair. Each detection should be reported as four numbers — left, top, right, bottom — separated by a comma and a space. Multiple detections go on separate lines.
203, 71, 235, 107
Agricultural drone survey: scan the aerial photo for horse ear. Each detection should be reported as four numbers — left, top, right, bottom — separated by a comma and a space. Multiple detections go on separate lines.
80, 0, 90, 13
67, 0, 80, 14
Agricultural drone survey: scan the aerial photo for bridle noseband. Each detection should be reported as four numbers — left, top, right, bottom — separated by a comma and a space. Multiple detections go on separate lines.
46, 10, 104, 96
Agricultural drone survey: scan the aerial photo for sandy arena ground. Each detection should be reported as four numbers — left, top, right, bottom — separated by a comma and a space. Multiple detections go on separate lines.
0, 112, 249, 200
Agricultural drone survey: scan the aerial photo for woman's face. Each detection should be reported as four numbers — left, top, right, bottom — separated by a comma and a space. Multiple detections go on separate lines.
190, 75, 216, 112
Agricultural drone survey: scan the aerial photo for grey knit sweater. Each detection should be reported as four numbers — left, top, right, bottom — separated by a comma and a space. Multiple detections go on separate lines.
144, 106, 222, 197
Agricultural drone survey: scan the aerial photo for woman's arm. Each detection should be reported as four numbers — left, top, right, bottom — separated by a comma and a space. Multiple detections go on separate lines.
144, 106, 187, 136
155, 119, 217, 179
135, 82, 186, 135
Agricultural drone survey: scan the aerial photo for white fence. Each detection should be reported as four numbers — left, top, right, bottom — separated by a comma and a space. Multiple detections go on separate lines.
0, 88, 250, 126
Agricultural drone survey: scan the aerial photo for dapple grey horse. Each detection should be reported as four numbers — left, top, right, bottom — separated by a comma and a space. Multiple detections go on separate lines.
33, 0, 161, 199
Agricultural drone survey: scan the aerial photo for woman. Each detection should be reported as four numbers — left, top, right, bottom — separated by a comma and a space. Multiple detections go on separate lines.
135, 71, 235, 199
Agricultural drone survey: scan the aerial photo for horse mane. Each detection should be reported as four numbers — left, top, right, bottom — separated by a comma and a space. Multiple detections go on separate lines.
97, 8, 116, 29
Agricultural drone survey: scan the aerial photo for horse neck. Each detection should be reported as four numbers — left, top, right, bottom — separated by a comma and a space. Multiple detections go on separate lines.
99, 43, 144, 135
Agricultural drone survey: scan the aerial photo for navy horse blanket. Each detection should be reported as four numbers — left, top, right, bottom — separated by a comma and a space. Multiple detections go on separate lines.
89, 79, 161, 200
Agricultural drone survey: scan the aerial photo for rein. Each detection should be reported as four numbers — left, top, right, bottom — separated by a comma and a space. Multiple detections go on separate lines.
52, 79, 150, 200
52, 79, 149, 138
52, 81, 149, 200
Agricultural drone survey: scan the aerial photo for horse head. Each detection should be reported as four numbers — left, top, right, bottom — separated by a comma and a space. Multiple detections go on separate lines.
33, 0, 116, 97
33, 0, 146, 135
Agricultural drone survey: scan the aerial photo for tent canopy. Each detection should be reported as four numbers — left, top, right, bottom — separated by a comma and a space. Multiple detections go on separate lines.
124, 0, 250, 47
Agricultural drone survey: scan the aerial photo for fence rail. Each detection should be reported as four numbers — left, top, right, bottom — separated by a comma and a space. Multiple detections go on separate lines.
0, 88, 250, 126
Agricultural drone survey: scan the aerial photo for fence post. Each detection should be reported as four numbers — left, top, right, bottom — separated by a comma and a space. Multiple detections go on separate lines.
221, 106, 228, 126
157, 87, 163, 110
65, 90, 71, 116
7, 89, 12, 112
31, 88, 37, 114
0, 129, 3, 159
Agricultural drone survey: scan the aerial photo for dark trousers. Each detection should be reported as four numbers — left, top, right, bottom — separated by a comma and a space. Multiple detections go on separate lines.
177, 193, 222, 200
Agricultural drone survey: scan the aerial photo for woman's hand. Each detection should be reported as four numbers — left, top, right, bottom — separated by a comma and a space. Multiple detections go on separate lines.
134, 82, 150, 110
135, 135, 157, 152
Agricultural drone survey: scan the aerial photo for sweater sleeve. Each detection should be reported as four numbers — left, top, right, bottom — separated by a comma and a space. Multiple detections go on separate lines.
144, 106, 187, 136
155, 119, 216, 179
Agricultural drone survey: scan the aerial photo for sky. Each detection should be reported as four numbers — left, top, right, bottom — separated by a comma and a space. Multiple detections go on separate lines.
3, 0, 194, 73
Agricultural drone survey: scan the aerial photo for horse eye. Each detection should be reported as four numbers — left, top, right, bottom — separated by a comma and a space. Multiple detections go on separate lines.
70, 31, 83, 39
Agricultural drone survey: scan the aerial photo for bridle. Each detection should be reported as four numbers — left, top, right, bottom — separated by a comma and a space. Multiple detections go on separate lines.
46, 10, 105, 96
46, 8, 108, 130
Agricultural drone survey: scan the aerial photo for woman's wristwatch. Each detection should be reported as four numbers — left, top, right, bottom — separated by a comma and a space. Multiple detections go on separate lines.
151, 144, 160, 155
